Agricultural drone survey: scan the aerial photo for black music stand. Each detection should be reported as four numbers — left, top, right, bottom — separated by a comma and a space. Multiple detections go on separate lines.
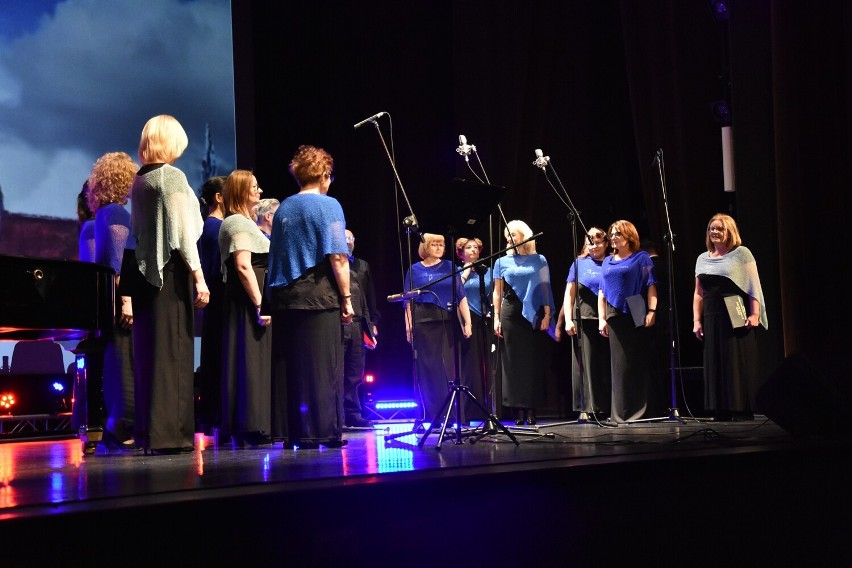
406, 178, 518, 449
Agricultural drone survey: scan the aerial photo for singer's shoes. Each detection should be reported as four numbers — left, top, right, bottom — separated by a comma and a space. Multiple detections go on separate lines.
514, 409, 525, 426
345, 415, 374, 428
232, 432, 274, 447
282, 440, 319, 450
102, 430, 139, 452
526, 408, 537, 426
282, 438, 347, 450
147, 446, 194, 455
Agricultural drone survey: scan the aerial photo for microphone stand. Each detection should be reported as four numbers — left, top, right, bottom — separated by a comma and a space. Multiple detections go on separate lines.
356, 114, 430, 436
628, 149, 688, 425
454, 136, 535, 440
532, 151, 616, 429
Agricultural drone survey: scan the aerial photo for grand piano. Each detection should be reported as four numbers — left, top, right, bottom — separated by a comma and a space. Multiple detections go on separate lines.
0, 254, 114, 452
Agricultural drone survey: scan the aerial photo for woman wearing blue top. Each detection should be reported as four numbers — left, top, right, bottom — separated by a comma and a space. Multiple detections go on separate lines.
196, 175, 226, 436
598, 220, 657, 423
267, 145, 354, 450
404, 233, 472, 426
563, 227, 611, 419
493, 220, 555, 426
89, 151, 139, 450
455, 237, 492, 423
693, 213, 767, 421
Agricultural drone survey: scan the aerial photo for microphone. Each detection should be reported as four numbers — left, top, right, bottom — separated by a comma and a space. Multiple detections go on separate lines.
456, 135, 474, 161
652, 148, 663, 165
387, 290, 422, 303
353, 111, 387, 130
533, 148, 550, 169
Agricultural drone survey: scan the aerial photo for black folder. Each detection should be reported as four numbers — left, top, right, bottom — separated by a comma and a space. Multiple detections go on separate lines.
724, 295, 748, 328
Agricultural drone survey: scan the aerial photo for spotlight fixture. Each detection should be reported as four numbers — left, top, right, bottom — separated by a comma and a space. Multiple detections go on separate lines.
711, 100, 733, 126
709, 0, 729, 22
1, 393, 16, 413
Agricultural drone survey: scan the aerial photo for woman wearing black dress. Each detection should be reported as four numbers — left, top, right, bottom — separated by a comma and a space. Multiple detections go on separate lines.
493, 220, 555, 426
598, 220, 657, 424
129, 115, 209, 454
563, 227, 611, 420
218, 170, 272, 446
693, 213, 767, 421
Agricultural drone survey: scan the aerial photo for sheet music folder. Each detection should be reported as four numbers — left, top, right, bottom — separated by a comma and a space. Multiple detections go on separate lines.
724, 295, 748, 328
415, 178, 507, 238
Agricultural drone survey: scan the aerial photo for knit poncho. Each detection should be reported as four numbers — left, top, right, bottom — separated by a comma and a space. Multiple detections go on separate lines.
131, 163, 203, 289
267, 193, 347, 289
695, 245, 768, 329
218, 214, 270, 283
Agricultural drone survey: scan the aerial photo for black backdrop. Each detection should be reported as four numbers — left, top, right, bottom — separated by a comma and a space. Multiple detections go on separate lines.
231, 1, 851, 415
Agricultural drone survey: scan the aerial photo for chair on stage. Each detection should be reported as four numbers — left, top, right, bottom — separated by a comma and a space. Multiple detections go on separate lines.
10, 339, 66, 375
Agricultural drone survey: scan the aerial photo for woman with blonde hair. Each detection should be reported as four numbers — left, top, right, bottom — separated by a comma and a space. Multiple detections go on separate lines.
129, 114, 208, 454
493, 220, 555, 425
693, 213, 767, 421
404, 233, 473, 426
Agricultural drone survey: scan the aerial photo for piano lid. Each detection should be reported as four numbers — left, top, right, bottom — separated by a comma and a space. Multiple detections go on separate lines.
0, 255, 115, 342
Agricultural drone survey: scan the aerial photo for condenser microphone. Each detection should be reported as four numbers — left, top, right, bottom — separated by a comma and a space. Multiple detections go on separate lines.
456, 134, 474, 161
353, 111, 387, 129
387, 290, 422, 302
533, 148, 550, 169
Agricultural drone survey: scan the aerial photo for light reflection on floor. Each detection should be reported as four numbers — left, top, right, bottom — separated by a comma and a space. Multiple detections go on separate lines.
374, 422, 416, 473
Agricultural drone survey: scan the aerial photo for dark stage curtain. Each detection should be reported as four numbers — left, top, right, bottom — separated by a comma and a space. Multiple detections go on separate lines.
232, 1, 851, 414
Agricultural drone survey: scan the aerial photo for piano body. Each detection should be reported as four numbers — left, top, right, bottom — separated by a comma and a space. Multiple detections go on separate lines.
0, 254, 114, 452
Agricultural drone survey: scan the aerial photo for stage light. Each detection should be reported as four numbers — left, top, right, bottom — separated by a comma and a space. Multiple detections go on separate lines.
1, 393, 16, 413
711, 100, 732, 126
709, 0, 729, 22
374, 400, 418, 410
365, 399, 418, 422
51, 382, 65, 393
364, 374, 375, 385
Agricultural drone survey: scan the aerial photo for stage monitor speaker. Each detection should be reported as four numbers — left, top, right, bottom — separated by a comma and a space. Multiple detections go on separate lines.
755, 354, 851, 437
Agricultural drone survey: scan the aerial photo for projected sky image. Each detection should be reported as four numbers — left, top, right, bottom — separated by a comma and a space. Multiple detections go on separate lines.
0, 0, 235, 220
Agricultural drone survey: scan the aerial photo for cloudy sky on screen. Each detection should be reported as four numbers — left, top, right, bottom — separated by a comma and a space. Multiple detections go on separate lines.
0, 0, 235, 219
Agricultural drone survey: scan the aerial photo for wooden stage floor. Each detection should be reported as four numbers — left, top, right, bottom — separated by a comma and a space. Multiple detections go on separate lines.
2, 415, 851, 565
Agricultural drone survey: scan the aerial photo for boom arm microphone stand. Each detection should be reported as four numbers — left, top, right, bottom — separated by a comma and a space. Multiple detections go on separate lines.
457, 135, 515, 251
455, 136, 546, 442
629, 149, 687, 425
354, 112, 430, 438
531, 149, 616, 429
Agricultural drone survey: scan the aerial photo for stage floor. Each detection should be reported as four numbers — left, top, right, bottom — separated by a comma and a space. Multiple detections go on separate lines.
2, 415, 851, 564
0, 415, 813, 516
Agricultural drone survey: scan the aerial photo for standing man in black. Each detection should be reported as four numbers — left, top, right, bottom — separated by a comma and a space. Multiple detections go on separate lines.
343, 229, 380, 428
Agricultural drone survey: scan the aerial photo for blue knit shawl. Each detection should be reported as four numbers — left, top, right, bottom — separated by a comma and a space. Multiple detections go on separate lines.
600, 250, 656, 314
267, 193, 347, 288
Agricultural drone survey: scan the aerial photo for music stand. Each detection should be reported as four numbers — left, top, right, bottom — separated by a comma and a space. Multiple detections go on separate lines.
393, 178, 519, 449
